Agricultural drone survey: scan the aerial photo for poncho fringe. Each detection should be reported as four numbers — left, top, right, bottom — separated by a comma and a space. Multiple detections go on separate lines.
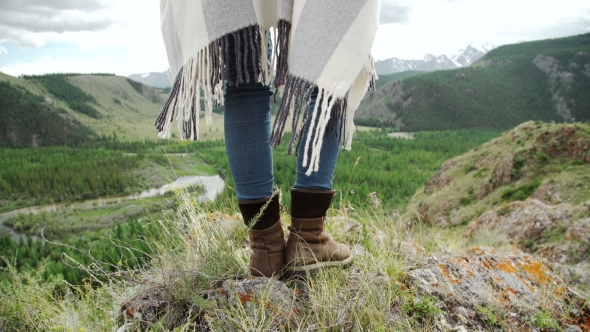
157, 1, 378, 174
156, 25, 274, 141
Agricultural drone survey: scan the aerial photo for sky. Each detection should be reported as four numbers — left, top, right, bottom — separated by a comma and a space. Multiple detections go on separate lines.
0, 0, 589, 77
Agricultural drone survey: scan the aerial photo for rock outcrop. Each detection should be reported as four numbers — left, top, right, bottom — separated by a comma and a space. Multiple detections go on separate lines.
114, 206, 590, 332
406, 122, 590, 228
118, 249, 590, 332
408, 250, 590, 331
405, 121, 590, 300
118, 278, 302, 332
465, 199, 590, 288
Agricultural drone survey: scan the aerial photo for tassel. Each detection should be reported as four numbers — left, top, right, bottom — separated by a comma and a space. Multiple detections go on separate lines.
156, 25, 267, 141
274, 20, 291, 88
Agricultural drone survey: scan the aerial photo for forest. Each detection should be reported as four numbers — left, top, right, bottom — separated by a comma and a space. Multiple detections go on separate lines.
0, 128, 500, 286
0, 81, 96, 148
0, 148, 140, 210
22, 74, 103, 119
398, 59, 560, 131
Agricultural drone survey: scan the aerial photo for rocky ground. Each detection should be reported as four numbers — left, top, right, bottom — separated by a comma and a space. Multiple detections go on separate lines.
116, 122, 590, 331
116, 214, 590, 331
406, 121, 590, 294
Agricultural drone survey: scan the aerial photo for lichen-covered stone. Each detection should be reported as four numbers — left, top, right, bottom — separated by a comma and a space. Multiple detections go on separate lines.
465, 199, 590, 289
118, 277, 303, 332
118, 285, 193, 332
407, 251, 590, 331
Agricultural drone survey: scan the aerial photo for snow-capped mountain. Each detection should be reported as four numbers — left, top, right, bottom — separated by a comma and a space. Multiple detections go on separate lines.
375, 44, 495, 76
128, 72, 170, 89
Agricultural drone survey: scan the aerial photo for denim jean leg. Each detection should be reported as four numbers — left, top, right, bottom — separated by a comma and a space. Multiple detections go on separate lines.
224, 31, 274, 201
295, 90, 341, 190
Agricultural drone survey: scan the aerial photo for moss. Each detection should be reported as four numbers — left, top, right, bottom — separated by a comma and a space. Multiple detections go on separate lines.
460, 197, 474, 206
530, 309, 561, 331
537, 152, 550, 164
501, 179, 542, 201
514, 154, 526, 170
473, 167, 488, 178
402, 295, 442, 320
476, 305, 500, 326
497, 204, 511, 216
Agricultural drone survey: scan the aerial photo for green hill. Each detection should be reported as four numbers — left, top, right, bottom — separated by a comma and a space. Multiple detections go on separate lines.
0, 72, 228, 144
374, 70, 425, 90
0, 80, 95, 147
406, 121, 590, 292
356, 33, 590, 130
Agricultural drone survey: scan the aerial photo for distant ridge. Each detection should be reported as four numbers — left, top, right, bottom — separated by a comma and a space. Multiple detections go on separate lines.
374, 44, 494, 75
0, 72, 167, 143
357, 33, 590, 131
128, 72, 170, 88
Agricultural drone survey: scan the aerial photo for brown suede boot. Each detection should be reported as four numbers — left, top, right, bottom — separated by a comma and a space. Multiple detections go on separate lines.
238, 190, 285, 278
285, 188, 352, 277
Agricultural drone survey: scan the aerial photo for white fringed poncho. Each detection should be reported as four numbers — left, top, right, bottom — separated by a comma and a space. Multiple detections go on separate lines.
157, 0, 379, 173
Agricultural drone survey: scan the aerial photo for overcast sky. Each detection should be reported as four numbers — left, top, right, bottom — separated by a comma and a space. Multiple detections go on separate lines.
0, 0, 589, 77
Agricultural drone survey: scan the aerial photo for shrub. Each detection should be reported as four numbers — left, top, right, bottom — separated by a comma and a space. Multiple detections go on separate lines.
403, 295, 442, 320
537, 152, 549, 164
501, 179, 541, 201
459, 196, 473, 206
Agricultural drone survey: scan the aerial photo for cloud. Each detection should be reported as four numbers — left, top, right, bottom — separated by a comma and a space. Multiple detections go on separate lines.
380, 0, 411, 24
0, 14, 113, 34
0, 45, 7, 55
0, 25, 45, 47
0, 0, 114, 46
0, 51, 167, 77
539, 17, 590, 39
0, 0, 107, 14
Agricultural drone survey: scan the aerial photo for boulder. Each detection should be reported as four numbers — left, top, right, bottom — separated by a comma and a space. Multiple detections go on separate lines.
118, 277, 302, 332
407, 251, 590, 331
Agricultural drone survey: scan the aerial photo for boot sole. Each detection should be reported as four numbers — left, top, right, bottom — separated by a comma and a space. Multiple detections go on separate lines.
284, 254, 354, 279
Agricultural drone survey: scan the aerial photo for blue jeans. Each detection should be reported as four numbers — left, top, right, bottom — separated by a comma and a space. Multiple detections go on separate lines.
223, 33, 340, 201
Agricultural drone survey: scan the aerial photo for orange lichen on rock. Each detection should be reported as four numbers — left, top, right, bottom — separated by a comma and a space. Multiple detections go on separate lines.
481, 258, 494, 270
519, 258, 550, 285
438, 263, 462, 284
496, 259, 518, 274
408, 252, 590, 331
238, 291, 253, 305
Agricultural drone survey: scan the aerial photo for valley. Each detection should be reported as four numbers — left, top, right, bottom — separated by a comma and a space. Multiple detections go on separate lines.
1, 32, 589, 331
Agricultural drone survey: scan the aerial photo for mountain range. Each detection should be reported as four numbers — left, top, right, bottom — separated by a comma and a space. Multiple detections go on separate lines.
374, 44, 495, 75
2, 34, 589, 148
129, 44, 495, 88
356, 33, 590, 131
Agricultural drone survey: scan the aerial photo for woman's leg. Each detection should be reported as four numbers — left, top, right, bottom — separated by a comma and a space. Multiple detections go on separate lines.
285, 91, 352, 277
295, 90, 341, 190
223, 29, 274, 202
224, 84, 274, 201
223, 30, 283, 278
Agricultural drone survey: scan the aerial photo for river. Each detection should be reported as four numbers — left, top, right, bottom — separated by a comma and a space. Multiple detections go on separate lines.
0, 175, 225, 241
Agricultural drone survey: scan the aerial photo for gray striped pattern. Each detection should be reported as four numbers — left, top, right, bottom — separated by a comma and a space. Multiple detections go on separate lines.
288, 0, 368, 82
278, 0, 293, 20
161, 0, 184, 78
201, 0, 259, 41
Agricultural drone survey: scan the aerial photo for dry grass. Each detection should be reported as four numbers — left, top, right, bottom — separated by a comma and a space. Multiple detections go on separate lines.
0, 185, 458, 331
